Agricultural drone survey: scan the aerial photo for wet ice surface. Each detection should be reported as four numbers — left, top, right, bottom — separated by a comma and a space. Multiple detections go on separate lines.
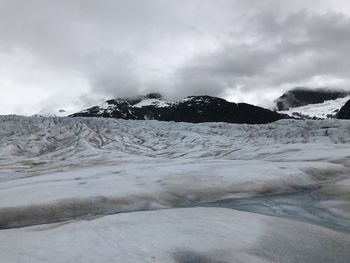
0, 115, 350, 262
201, 188, 350, 232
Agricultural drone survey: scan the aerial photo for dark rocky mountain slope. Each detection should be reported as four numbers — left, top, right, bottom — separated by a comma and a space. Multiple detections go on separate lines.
337, 99, 350, 119
70, 94, 288, 124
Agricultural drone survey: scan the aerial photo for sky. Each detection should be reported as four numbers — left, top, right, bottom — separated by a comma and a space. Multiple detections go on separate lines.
1, 0, 350, 115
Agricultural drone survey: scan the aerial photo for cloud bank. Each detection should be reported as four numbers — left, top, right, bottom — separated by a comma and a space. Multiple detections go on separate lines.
0, 0, 350, 114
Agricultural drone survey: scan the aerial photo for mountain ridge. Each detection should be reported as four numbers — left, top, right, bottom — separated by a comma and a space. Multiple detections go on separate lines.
70, 94, 288, 124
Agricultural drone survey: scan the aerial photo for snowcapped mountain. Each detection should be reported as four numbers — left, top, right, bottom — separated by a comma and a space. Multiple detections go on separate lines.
70, 93, 169, 119
275, 88, 350, 111
71, 93, 288, 124
278, 95, 350, 119
273, 87, 350, 119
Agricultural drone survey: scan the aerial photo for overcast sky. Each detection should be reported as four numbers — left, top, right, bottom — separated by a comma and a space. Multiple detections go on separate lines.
1, 0, 350, 115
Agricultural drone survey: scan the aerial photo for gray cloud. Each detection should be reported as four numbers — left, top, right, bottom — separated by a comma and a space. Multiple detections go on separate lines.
82, 50, 141, 98
172, 10, 350, 105
0, 0, 350, 113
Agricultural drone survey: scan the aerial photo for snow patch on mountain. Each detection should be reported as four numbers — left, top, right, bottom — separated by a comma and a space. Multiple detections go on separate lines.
133, 98, 173, 108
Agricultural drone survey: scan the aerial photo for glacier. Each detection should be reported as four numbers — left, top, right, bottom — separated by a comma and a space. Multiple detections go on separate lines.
0, 115, 350, 262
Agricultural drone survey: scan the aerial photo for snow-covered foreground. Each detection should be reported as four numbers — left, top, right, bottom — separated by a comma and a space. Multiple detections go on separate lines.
0, 115, 350, 262
2, 207, 350, 263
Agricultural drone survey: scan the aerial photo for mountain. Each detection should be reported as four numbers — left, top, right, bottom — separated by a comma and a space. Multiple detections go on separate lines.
70, 94, 288, 124
337, 99, 350, 119
278, 95, 350, 120
275, 88, 350, 111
